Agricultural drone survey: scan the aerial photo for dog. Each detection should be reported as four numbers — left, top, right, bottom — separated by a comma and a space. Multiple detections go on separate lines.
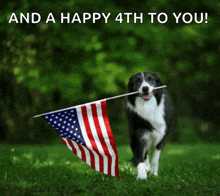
125, 72, 173, 180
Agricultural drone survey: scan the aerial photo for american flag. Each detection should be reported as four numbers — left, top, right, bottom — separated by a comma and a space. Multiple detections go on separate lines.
41, 100, 119, 177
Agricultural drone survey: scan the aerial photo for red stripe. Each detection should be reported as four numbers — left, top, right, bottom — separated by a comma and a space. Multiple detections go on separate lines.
91, 103, 112, 175
61, 137, 68, 146
75, 142, 87, 162
83, 145, 99, 170
101, 101, 119, 177
81, 105, 103, 172
86, 147, 95, 170
61, 137, 96, 171
67, 139, 87, 162
61, 137, 77, 155
67, 139, 80, 157
62, 137, 86, 162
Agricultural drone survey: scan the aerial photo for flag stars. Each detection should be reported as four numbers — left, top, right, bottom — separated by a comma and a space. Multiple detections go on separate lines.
42, 108, 85, 145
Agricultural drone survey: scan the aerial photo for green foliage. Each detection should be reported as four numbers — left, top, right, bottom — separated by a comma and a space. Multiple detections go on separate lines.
1, 0, 220, 143
0, 143, 220, 195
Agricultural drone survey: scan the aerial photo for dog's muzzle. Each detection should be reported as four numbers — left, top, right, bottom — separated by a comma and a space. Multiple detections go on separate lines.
139, 86, 153, 100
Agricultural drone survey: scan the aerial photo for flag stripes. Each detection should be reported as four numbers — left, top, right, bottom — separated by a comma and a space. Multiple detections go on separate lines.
58, 100, 119, 177
100, 101, 119, 177
91, 103, 112, 175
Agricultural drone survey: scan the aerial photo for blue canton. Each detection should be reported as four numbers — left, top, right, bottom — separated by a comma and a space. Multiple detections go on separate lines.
42, 108, 86, 145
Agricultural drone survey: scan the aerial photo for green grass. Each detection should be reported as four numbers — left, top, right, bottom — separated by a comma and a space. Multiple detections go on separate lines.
0, 142, 220, 196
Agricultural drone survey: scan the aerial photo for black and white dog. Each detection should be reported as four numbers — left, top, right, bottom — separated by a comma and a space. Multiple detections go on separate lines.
125, 72, 173, 180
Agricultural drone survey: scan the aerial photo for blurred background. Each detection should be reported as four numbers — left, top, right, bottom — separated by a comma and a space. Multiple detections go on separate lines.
1, 0, 220, 145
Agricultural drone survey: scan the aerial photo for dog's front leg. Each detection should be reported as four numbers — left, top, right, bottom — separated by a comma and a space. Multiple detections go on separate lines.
144, 153, 151, 172
150, 148, 161, 176
135, 129, 151, 180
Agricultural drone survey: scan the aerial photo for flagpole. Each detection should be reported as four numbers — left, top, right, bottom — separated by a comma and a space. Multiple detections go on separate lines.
105, 85, 166, 101
33, 85, 166, 118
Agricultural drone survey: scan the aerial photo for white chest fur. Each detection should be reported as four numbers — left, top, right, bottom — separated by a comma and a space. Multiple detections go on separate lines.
127, 95, 166, 147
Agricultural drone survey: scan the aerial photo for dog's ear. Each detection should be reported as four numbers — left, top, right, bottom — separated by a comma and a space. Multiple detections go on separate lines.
127, 76, 134, 92
156, 76, 163, 87
154, 76, 163, 105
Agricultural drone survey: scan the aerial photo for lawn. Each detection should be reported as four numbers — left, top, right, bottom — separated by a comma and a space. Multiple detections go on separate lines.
0, 142, 219, 196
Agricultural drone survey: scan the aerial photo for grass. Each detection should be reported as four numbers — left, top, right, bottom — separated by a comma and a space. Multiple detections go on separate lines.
0, 142, 220, 196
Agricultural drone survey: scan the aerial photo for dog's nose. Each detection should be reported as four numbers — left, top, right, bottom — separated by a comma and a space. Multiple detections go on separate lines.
142, 86, 149, 93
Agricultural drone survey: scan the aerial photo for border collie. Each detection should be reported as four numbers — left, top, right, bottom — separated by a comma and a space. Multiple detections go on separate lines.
125, 72, 173, 180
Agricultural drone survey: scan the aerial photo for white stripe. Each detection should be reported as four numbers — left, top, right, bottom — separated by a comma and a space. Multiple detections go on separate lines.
96, 102, 116, 176
63, 133, 91, 167
81, 144, 91, 166
96, 103, 109, 175
71, 140, 82, 159
62, 138, 81, 159
76, 106, 100, 172
87, 103, 109, 175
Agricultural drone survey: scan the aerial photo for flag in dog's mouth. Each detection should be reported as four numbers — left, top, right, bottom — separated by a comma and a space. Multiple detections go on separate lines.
33, 85, 168, 179
139, 93, 152, 100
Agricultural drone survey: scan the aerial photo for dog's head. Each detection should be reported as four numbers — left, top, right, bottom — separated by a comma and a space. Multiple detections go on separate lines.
128, 72, 163, 101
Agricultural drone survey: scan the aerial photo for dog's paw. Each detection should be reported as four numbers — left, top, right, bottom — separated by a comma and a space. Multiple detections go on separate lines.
136, 172, 147, 180
150, 167, 158, 176
136, 162, 148, 180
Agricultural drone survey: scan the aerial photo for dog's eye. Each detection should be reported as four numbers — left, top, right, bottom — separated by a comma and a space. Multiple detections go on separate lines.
147, 76, 153, 82
135, 77, 142, 83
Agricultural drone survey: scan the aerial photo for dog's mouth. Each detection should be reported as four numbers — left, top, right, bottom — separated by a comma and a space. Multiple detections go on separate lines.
139, 93, 152, 100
